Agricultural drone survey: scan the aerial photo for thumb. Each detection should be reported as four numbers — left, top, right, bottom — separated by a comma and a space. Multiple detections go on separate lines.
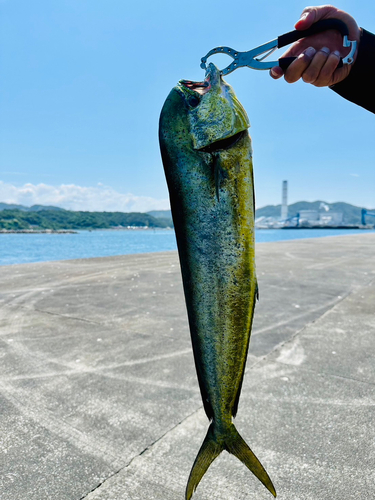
295, 5, 339, 30
295, 7, 317, 30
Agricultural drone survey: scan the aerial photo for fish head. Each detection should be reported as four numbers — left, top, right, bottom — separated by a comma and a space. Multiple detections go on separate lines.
180, 63, 250, 150
159, 63, 250, 153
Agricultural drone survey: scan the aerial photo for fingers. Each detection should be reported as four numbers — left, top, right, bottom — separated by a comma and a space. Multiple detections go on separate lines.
270, 66, 283, 79
283, 46, 317, 83
301, 46, 333, 84
269, 47, 316, 81
270, 46, 341, 86
303, 48, 341, 86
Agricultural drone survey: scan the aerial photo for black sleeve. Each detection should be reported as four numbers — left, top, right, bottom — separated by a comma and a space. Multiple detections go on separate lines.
330, 29, 375, 113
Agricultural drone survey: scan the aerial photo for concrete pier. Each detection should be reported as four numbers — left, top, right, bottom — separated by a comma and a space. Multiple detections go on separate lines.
1, 233, 375, 499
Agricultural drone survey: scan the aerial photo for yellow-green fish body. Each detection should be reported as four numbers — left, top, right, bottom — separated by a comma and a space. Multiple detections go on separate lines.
159, 63, 276, 499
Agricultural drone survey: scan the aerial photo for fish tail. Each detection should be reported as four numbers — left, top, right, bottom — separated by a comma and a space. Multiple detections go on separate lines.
185, 422, 276, 500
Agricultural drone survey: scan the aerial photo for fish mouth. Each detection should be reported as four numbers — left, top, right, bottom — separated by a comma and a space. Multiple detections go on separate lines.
179, 63, 220, 96
179, 79, 211, 96
176, 78, 210, 109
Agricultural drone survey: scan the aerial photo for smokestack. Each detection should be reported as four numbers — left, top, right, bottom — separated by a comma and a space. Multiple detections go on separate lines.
281, 180, 288, 220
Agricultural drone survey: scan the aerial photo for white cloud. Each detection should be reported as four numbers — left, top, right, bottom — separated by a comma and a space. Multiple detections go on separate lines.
0, 181, 170, 213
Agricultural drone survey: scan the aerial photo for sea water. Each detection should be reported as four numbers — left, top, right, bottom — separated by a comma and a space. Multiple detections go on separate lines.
0, 228, 374, 266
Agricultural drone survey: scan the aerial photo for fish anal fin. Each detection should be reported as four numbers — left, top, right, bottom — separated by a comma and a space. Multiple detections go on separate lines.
232, 291, 257, 418
193, 360, 214, 420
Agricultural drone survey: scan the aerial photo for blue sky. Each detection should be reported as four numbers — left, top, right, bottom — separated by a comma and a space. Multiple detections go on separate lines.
0, 0, 374, 211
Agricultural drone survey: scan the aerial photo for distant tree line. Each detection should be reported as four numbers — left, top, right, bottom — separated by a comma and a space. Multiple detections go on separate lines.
0, 209, 173, 231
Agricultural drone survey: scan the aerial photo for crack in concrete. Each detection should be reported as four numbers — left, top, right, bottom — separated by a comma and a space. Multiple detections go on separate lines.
2, 301, 102, 326
283, 364, 375, 388
79, 408, 201, 500
33, 307, 102, 325
252, 290, 352, 336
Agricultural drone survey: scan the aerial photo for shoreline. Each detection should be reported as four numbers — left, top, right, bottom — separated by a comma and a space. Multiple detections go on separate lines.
1, 226, 374, 234
257, 225, 374, 230
0, 229, 77, 234
0, 227, 173, 234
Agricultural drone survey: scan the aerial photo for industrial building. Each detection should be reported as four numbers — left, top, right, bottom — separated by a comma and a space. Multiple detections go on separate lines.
254, 181, 368, 229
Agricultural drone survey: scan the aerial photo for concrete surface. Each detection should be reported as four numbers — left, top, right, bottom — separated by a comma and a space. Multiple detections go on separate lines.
0, 233, 374, 499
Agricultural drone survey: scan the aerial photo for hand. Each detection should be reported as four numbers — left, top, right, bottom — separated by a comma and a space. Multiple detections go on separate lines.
270, 5, 360, 87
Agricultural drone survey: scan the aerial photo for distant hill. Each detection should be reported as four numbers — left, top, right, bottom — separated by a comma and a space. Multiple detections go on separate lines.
255, 201, 374, 225
147, 210, 172, 219
146, 209, 173, 226
0, 202, 64, 212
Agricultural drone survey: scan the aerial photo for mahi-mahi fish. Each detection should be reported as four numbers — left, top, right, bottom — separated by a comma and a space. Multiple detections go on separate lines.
159, 63, 276, 499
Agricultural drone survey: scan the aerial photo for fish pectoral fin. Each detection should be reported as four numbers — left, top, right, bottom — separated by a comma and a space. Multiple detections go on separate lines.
213, 153, 221, 202
185, 423, 222, 500
186, 423, 276, 499
225, 424, 276, 497
212, 153, 228, 203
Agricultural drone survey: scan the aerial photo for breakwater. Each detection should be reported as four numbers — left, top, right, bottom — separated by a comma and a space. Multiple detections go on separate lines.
1, 233, 375, 499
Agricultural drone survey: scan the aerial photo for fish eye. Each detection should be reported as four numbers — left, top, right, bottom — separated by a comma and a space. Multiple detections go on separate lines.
188, 96, 200, 108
